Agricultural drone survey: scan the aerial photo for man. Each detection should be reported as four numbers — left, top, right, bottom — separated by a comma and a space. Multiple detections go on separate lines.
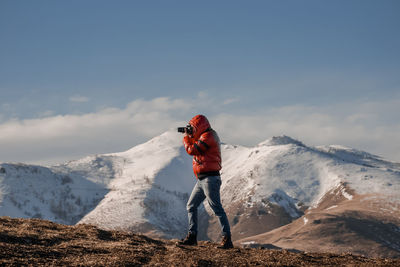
177, 114, 233, 249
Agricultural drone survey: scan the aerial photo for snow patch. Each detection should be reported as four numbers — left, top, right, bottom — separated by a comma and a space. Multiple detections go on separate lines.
340, 187, 353, 200
258, 135, 304, 147
268, 189, 302, 218
326, 205, 338, 210
241, 241, 256, 245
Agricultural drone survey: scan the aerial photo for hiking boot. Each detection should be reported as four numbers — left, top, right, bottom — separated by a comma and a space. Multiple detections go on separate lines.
217, 235, 234, 249
176, 233, 197, 246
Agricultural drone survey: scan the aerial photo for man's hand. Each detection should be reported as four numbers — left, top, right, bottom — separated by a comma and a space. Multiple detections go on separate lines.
184, 129, 193, 138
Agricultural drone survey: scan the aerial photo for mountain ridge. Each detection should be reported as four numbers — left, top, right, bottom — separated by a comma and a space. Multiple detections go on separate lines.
1, 130, 399, 257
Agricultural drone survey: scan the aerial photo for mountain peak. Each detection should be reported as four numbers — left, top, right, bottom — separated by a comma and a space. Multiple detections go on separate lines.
258, 135, 304, 147
118, 130, 182, 156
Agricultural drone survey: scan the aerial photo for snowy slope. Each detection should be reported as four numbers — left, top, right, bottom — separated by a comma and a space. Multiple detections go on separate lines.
220, 135, 400, 213
1, 131, 399, 241
0, 131, 195, 237
76, 131, 196, 238
203, 135, 400, 240
0, 163, 108, 224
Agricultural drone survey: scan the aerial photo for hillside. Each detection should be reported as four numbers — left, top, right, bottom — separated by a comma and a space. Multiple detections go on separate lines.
237, 190, 400, 258
1, 217, 399, 266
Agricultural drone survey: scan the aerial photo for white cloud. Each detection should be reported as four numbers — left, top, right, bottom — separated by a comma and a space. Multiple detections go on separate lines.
0, 96, 399, 165
69, 95, 90, 103
223, 98, 239, 105
37, 110, 55, 118
0, 97, 194, 164
211, 99, 400, 162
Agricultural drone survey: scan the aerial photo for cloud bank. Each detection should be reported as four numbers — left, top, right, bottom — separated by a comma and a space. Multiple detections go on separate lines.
0, 96, 399, 165
69, 95, 90, 103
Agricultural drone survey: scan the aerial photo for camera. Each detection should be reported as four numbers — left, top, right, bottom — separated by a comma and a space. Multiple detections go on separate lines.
177, 125, 193, 135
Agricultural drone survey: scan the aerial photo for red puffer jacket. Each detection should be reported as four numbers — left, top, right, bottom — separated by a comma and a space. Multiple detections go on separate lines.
183, 115, 222, 179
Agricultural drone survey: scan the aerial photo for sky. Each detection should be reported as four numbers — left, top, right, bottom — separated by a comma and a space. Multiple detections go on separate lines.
0, 0, 399, 165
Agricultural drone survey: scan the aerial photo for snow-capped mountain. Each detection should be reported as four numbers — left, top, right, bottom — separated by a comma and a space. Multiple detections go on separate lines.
0, 131, 197, 238
0, 130, 399, 256
0, 162, 110, 225
204, 135, 400, 243
72, 131, 196, 238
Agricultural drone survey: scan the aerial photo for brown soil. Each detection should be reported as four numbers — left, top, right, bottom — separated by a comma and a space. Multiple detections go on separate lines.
206, 200, 295, 242
237, 193, 400, 259
1, 217, 399, 266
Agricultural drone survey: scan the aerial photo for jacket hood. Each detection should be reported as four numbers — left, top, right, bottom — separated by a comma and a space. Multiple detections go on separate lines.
189, 114, 211, 139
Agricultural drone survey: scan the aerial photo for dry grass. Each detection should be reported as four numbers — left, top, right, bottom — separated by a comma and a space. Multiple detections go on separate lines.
0, 217, 399, 266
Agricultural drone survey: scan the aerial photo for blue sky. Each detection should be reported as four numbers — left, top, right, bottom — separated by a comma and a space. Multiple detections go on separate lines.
0, 0, 399, 164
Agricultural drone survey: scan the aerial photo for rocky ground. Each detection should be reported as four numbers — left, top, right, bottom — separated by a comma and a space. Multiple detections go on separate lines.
0, 217, 399, 266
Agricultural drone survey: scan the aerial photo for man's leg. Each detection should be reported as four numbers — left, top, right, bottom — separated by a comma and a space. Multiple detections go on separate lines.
186, 180, 206, 235
202, 176, 231, 237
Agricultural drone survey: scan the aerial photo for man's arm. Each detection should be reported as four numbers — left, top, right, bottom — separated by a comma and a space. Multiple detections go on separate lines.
183, 134, 210, 156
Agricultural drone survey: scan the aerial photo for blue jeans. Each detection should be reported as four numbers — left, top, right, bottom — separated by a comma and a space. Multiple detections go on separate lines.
187, 175, 231, 237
